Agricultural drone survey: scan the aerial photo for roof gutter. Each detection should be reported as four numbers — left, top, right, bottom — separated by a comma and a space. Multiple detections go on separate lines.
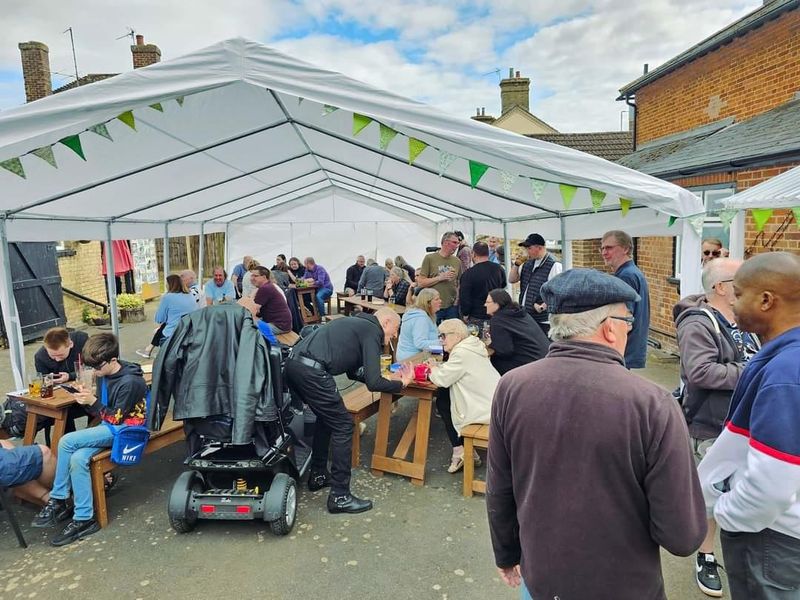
623, 94, 637, 151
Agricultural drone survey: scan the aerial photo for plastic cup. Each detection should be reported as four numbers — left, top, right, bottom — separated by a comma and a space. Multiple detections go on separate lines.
380, 354, 392, 373
80, 366, 95, 391
28, 373, 42, 397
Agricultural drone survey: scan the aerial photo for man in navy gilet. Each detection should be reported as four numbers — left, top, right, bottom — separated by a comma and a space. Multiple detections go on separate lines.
509, 233, 562, 336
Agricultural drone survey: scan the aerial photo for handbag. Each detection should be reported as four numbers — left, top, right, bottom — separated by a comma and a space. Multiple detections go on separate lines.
100, 380, 151, 466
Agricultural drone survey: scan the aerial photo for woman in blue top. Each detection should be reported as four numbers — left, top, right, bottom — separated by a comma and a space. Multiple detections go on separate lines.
397, 288, 442, 360
136, 274, 198, 358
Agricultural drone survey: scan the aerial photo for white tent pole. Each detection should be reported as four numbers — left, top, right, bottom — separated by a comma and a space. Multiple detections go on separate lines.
198, 222, 205, 285
163, 222, 170, 282
224, 223, 230, 273
471, 219, 476, 244
559, 216, 573, 270
105, 223, 120, 339
0, 217, 26, 389
679, 220, 703, 297
729, 212, 745, 260
503, 222, 513, 295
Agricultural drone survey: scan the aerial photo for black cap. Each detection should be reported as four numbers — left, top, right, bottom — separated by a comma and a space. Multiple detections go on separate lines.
519, 233, 546, 247
541, 268, 640, 314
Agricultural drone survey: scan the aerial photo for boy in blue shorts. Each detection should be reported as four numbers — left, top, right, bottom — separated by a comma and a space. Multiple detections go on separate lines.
31, 332, 147, 546
0, 440, 55, 505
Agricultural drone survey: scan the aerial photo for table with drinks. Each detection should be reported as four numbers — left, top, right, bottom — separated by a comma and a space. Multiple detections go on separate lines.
342, 289, 407, 317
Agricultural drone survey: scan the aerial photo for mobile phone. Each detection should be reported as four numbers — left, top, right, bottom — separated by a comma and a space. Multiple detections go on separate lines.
61, 384, 80, 394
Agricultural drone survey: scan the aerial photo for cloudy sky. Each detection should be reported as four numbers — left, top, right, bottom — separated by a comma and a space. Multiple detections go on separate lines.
1, 0, 758, 131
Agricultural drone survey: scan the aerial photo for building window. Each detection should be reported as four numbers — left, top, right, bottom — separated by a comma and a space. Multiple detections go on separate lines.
673, 184, 735, 277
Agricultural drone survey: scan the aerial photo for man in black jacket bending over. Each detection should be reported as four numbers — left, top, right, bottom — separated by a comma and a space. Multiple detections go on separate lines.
286, 309, 413, 514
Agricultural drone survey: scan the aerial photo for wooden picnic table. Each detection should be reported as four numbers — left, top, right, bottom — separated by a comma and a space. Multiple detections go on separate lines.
9, 388, 77, 456
294, 285, 322, 324
342, 296, 407, 316
370, 353, 439, 487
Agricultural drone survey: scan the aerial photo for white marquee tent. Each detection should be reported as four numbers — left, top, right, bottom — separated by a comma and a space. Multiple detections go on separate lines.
0, 38, 705, 387
725, 164, 800, 210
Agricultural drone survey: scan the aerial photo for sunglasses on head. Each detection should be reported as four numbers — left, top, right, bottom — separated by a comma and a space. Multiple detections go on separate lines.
703, 249, 721, 257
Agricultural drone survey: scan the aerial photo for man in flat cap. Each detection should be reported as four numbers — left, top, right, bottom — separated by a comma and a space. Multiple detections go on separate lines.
508, 233, 562, 336
487, 268, 706, 600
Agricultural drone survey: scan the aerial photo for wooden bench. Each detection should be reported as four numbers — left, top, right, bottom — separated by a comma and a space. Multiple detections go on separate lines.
90, 421, 185, 528
462, 423, 489, 497
343, 387, 380, 467
276, 331, 300, 346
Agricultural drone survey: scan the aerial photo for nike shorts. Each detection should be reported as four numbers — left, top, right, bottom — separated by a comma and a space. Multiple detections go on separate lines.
0, 445, 43, 487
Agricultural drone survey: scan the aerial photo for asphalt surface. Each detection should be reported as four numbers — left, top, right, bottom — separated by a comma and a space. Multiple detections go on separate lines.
0, 311, 723, 599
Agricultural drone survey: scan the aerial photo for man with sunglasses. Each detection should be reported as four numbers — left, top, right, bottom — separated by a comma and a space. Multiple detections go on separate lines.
674, 258, 759, 597
487, 268, 705, 599
702, 239, 724, 265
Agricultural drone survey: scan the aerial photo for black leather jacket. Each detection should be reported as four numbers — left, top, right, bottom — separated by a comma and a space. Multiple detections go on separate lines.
148, 304, 276, 444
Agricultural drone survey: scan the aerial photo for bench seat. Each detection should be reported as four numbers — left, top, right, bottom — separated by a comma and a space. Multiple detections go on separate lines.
461, 423, 489, 497
343, 387, 379, 467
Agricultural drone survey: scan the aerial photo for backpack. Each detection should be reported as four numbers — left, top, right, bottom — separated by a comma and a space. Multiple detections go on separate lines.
1, 396, 52, 438
100, 380, 151, 466
678, 308, 728, 425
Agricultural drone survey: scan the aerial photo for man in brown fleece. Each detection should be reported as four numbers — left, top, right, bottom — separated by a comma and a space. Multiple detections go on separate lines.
487, 268, 706, 600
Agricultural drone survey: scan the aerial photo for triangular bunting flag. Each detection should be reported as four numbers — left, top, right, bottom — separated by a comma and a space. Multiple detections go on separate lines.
668, 216, 677, 227
88, 123, 113, 141
408, 138, 428, 165
751, 208, 773, 232
149, 103, 164, 112
559, 184, 578, 209
619, 198, 633, 216
59, 135, 86, 160
322, 104, 338, 116
352, 113, 372, 137
499, 170, 516, 193
117, 110, 136, 130
175, 96, 185, 107
379, 124, 398, 151
31, 146, 57, 168
719, 209, 738, 232
0, 157, 25, 179
792, 207, 800, 229
468, 161, 490, 188
297, 97, 304, 105
688, 214, 705, 237
531, 179, 547, 201
438, 151, 457, 177
590, 189, 606, 212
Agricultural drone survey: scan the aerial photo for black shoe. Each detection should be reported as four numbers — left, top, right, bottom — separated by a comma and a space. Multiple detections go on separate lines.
695, 552, 723, 597
308, 471, 331, 492
31, 498, 73, 528
51, 519, 100, 547
327, 493, 373, 514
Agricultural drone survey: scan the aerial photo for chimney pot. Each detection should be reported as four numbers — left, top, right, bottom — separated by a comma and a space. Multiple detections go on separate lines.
515, 70, 520, 78
136, 34, 144, 46
643, 63, 649, 74
508, 67, 514, 78
481, 107, 485, 116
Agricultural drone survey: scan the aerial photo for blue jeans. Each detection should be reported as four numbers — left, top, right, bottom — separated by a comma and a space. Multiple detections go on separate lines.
435, 304, 460, 324
316, 287, 333, 316
51, 425, 115, 520
520, 580, 533, 600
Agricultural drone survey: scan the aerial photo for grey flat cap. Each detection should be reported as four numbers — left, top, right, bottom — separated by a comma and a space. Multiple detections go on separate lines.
541, 268, 640, 314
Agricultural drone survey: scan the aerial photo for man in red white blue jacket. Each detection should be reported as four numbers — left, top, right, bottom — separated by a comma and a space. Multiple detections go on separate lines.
698, 252, 800, 600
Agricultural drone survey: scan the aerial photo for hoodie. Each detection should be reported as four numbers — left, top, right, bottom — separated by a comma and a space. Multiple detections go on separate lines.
427, 335, 500, 434
88, 361, 148, 426
673, 294, 746, 440
397, 308, 439, 361
488, 306, 549, 375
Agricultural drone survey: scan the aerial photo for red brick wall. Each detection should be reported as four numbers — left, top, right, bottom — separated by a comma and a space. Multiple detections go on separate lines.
634, 9, 800, 145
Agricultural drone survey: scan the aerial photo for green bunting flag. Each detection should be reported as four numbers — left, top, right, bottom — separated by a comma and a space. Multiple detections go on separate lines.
175, 96, 185, 107
31, 146, 57, 168
379, 124, 397, 151
149, 103, 164, 112
590, 189, 606, 212
322, 104, 338, 116
531, 179, 546, 201
619, 198, 633, 216
719, 209, 738, 232
668, 216, 677, 227
352, 113, 372, 136
689, 214, 705, 237
468, 160, 490, 188
559, 184, 577, 209
0, 157, 25, 179
408, 138, 428, 165
438, 150, 457, 176
117, 110, 136, 130
88, 123, 113, 141
499, 170, 516, 193
751, 208, 773, 232
59, 135, 86, 160
793, 207, 800, 229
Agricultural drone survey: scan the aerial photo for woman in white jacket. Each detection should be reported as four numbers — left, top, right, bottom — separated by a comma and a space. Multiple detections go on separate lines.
428, 319, 501, 473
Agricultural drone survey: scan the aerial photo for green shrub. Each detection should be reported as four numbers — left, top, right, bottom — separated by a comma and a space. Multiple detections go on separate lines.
116, 293, 145, 310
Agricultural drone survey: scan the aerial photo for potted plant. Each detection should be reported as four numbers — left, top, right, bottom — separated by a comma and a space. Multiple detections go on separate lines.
82, 306, 110, 326
117, 294, 146, 323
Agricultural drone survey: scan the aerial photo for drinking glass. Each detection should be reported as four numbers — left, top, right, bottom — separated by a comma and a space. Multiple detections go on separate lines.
380, 354, 392, 373
467, 324, 479, 337
79, 366, 95, 391
367, 289, 374, 302
28, 373, 42, 397
41, 373, 54, 398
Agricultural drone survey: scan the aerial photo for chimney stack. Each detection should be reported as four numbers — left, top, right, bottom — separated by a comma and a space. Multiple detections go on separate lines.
131, 34, 161, 69
18, 41, 52, 102
471, 106, 496, 124
499, 67, 531, 115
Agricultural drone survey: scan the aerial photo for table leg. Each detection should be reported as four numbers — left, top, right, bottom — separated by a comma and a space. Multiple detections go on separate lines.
392, 410, 418, 460
23, 413, 37, 446
370, 392, 394, 477
50, 416, 68, 456
410, 398, 433, 486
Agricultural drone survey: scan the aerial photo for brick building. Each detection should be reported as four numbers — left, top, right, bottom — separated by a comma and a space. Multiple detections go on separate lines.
471, 69, 559, 135
17, 35, 162, 324
609, 0, 800, 351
